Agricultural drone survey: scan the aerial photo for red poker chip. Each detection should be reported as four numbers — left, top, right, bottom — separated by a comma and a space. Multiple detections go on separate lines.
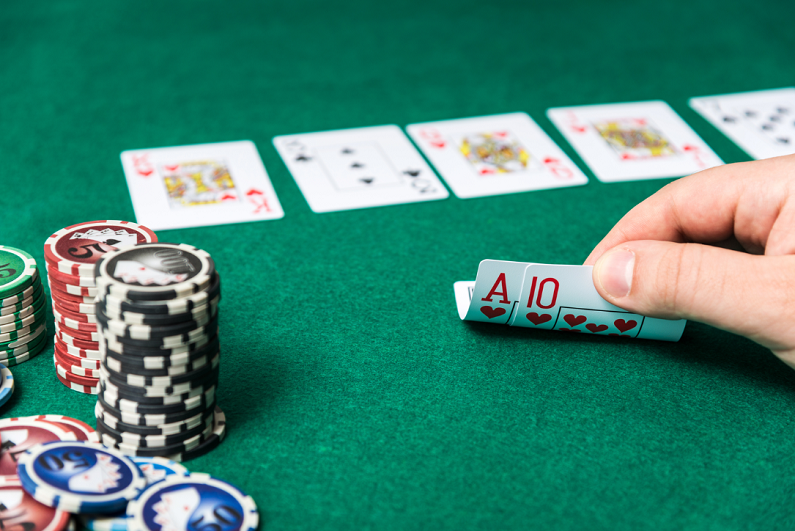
0, 417, 78, 477
49, 284, 96, 304
55, 370, 99, 394
52, 309, 99, 332
43, 220, 158, 277
45, 266, 97, 287
47, 277, 98, 297
52, 297, 95, 315
54, 326, 100, 350
53, 322, 100, 342
0, 476, 72, 531
54, 358, 100, 387
54, 337, 101, 359
51, 302, 98, 323
53, 353, 101, 378
54, 343, 102, 369
27, 415, 97, 442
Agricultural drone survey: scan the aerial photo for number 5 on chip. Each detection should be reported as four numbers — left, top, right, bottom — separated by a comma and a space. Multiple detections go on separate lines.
454, 260, 686, 342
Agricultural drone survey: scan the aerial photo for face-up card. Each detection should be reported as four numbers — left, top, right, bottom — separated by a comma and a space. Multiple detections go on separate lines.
509, 264, 685, 341
272, 125, 448, 213
458, 260, 533, 324
547, 101, 723, 182
120, 141, 283, 231
406, 113, 588, 198
689, 88, 795, 160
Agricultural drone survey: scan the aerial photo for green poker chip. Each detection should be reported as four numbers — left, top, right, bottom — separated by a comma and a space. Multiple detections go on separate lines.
0, 323, 46, 351
0, 333, 47, 365
0, 246, 38, 299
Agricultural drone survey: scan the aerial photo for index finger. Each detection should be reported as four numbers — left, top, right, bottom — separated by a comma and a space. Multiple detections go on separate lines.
583, 156, 795, 265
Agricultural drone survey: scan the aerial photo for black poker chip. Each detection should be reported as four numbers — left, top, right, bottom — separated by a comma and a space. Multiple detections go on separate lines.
101, 367, 219, 399
95, 304, 217, 340
100, 376, 218, 404
94, 243, 215, 302
99, 421, 215, 456
95, 400, 216, 435
97, 294, 220, 325
103, 347, 217, 375
101, 329, 218, 357
99, 318, 218, 349
97, 385, 216, 417
103, 353, 219, 387
95, 411, 214, 447
100, 272, 221, 315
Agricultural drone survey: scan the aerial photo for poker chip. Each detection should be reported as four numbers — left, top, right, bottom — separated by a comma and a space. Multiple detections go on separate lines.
48, 277, 98, 297
98, 385, 216, 416
0, 363, 14, 409
100, 368, 219, 399
96, 306, 216, 340
0, 336, 48, 367
17, 441, 147, 513
1, 330, 47, 359
54, 358, 100, 386
0, 285, 44, 314
104, 348, 215, 374
0, 246, 39, 299
0, 294, 44, 324
126, 469, 255, 531
43, 221, 158, 277
0, 304, 46, 334
0, 312, 47, 343
45, 265, 97, 287
0, 475, 73, 531
96, 413, 214, 449
101, 272, 221, 316
77, 457, 188, 531
95, 400, 216, 435
53, 309, 99, 332
55, 372, 99, 394
52, 297, 95, 314
54, 352, 101, 377
0, 275, 41, 307
0, 324, 46, 351
0, 418, 78, 478
26, 415, 98, 442
54, 323, 99, 350
101, 331, 216, 358
98, 295, 219, 325
55, 337, 102, 359
52, 302, 99, 323
54, 345, 102, 369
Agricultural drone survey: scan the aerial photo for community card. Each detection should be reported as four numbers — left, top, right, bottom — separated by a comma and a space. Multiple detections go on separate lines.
120, 141, 283, 231
455, 261, 686, 342
406, 113, 588, 198
273, 125, 448, 213
689, 88, 795, 160
547, 101, 723, 182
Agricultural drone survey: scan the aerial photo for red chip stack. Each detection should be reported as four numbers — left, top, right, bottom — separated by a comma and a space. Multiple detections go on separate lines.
43, 221, 157, 393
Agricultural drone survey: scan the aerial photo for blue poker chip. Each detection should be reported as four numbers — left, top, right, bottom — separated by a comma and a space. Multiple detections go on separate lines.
126, 473, 258, 531
79, 457, 189, 531
0, 363, 13, 409
17, 441, 147, 514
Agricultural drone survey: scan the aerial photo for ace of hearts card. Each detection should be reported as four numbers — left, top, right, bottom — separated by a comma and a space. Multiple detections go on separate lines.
273, 125, 449, 213
406, 113, 588, 198
547, 101, 723, 182
120, 140, 284, 231
689, 88, 795, 160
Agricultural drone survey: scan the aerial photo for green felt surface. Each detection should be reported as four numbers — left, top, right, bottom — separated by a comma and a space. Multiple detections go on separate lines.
2, 0, 795, 529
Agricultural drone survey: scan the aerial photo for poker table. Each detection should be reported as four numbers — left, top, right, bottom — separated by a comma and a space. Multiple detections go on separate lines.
3, 0, 795, 529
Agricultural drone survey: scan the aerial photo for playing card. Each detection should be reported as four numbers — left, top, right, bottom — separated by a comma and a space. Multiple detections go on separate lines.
689, 88, 795, 160
272, 125, 448, 213
456, 260, 532, 324
547, 101, 723, 182
120, 141, 283, 231
455, 261, 686, 342
406, 113, 588, 198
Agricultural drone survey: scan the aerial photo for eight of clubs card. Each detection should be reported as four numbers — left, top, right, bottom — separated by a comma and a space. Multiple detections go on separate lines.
120, 140, 284, 231
407, 113, 588, 198
273, 125, 448, 213
547, 101, 723, 182
689, 88, 795, 160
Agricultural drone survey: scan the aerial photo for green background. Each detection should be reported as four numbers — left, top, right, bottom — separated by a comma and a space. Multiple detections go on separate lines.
2, 0, 795, 529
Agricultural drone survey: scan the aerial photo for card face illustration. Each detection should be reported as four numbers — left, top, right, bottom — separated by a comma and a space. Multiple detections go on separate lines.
273, 125, 448, 213
120, 141, 284, 231
407, 113, 587, 198
689, 88, 795, 160
547, 101, 723, 182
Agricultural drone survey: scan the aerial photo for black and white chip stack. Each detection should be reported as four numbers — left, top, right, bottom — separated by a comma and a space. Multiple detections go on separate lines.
92, 242, 226, 461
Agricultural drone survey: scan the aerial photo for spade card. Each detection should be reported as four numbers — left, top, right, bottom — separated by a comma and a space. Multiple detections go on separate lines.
406, 113, 588, 198
455, 261, 686, 342
547, 101, 723, 182
273, 125, 448, 212
689, 88, 795, 160
120, 141, 284, 231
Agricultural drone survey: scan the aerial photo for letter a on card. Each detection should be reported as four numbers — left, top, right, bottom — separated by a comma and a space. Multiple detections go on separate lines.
463, 260, 532, 324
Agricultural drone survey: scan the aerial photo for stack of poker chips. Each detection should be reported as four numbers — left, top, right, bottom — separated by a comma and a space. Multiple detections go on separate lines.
43, 220, 158, 394
0, 246, 47, 366
92, 242, 226, 461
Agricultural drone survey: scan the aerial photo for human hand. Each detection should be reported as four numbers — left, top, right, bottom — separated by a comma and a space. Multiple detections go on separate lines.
584, 154, 795, 365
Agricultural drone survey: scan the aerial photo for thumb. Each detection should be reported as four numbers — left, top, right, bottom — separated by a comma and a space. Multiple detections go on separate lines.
592, 241, 795, 360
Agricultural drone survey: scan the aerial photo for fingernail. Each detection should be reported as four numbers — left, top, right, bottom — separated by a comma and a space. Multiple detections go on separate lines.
596, 249, 635, 298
